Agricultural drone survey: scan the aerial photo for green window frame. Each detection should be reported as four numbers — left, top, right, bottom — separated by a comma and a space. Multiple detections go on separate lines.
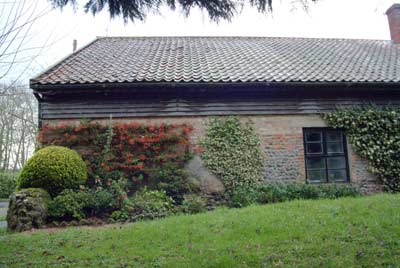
303, 128, 350, 183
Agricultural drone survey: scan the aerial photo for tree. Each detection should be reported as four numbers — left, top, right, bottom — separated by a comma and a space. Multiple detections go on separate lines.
0, 0, 54, 93
49, 0, 317, 23
0, 83, 37, 171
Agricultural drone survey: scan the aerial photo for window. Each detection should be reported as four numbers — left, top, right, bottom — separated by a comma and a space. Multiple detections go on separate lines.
303, 128, 350, 183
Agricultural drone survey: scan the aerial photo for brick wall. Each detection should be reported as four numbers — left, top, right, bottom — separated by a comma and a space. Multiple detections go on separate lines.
44, 114, 379, 193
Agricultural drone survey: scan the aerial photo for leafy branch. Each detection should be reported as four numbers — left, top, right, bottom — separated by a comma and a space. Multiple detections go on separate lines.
49, 0, 318, 22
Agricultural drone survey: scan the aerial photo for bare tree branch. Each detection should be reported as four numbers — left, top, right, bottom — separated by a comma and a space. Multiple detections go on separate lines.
0, 0, 54, 89
0, 83, 37, 171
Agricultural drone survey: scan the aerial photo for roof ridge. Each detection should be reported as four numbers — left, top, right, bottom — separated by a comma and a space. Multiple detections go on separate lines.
96, 35, 391, 42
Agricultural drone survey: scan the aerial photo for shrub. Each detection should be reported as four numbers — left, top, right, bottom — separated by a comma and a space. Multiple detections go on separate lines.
150, 164, 195, 204
285, 183, 321, 200
18, 146, 88, 196
48, 189, 91, 220
323, 106, 400, 192
106, 178, 129, 210
181, 194, 208, 214
48, 187, 117, 221
0, 172, 17, 199
113, 188, 175, 222
317, 184, 361, 199
200, 117, 264, 193
227, 182, 361, 208
130, 188, 175, 220
110, 208, 130, 222
255, 183, 289, 204
86, 188, 116, 215
229, 185, 261, 208
255, 182, 360, 205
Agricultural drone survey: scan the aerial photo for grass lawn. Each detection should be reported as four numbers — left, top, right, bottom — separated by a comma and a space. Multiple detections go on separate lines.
0, 194, 399, 268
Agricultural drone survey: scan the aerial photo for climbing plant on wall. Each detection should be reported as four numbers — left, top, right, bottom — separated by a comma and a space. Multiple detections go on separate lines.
323, 106, 400, 192
38, 121, 193, 193
200, 117, 264, 193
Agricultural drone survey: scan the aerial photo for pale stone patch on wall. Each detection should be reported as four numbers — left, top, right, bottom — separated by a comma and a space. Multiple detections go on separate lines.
184, 155, 225, 194
43, 114, 380, 192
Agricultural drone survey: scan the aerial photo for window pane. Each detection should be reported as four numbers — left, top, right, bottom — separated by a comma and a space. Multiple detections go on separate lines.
304, 129, 349, 184
326, 131, 342, 142
307, 158, 326, 169
327, 157, 346, 169
308, 170, 326, 182
307, 143, 323, 154
327, 142, 344, 153
306, 131, 322, 142
328, 169, 347, 182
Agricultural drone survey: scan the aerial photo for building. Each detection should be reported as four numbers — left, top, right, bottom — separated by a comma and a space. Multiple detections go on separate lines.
30, 4, 400, 193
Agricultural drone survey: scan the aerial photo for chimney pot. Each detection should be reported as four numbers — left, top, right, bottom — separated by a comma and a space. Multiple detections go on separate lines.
386, 4, 400, 44
73, 39, 77, 52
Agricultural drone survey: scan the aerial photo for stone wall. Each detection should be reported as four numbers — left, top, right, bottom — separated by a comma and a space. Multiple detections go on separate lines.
43, 114, 379, 194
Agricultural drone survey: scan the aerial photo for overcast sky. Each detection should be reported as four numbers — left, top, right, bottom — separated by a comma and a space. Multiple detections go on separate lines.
0, 0, 397, 84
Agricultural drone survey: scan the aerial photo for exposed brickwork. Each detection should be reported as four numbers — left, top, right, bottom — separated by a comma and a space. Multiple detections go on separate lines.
348, 147, 381, 194
250, 115, 324, 183
44, 114, 380, 193
262, 133, 304, 181
387, 4, 400, 44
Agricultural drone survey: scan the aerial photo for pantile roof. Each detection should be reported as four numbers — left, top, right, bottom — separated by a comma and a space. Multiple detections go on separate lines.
31, 36, 400, 85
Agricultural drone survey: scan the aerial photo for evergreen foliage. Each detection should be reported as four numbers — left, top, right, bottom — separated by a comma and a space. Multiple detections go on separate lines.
17, 146, 88, 196
229, 182, 361, 208
200, 117, 264, 193
323, 106, 400, 192
111, 188, 175, 221
48, 0, 316, 22
0, 172, 17, 199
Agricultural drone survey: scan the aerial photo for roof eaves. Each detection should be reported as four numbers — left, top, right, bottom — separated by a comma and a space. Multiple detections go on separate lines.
30, 80, 400, 92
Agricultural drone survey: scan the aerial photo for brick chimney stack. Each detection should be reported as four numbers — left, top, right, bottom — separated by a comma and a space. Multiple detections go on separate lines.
387, 4, 400, 44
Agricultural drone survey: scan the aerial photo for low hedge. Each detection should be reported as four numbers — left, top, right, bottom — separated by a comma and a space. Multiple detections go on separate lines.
49, 182, 362, 222
230, 182, 361, 208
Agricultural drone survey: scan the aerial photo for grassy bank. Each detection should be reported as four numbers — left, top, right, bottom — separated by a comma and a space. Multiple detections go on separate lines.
0, 194, 399, 267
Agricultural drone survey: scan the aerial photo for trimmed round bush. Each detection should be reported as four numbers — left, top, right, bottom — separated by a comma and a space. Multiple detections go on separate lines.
18, 146, 88, 196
